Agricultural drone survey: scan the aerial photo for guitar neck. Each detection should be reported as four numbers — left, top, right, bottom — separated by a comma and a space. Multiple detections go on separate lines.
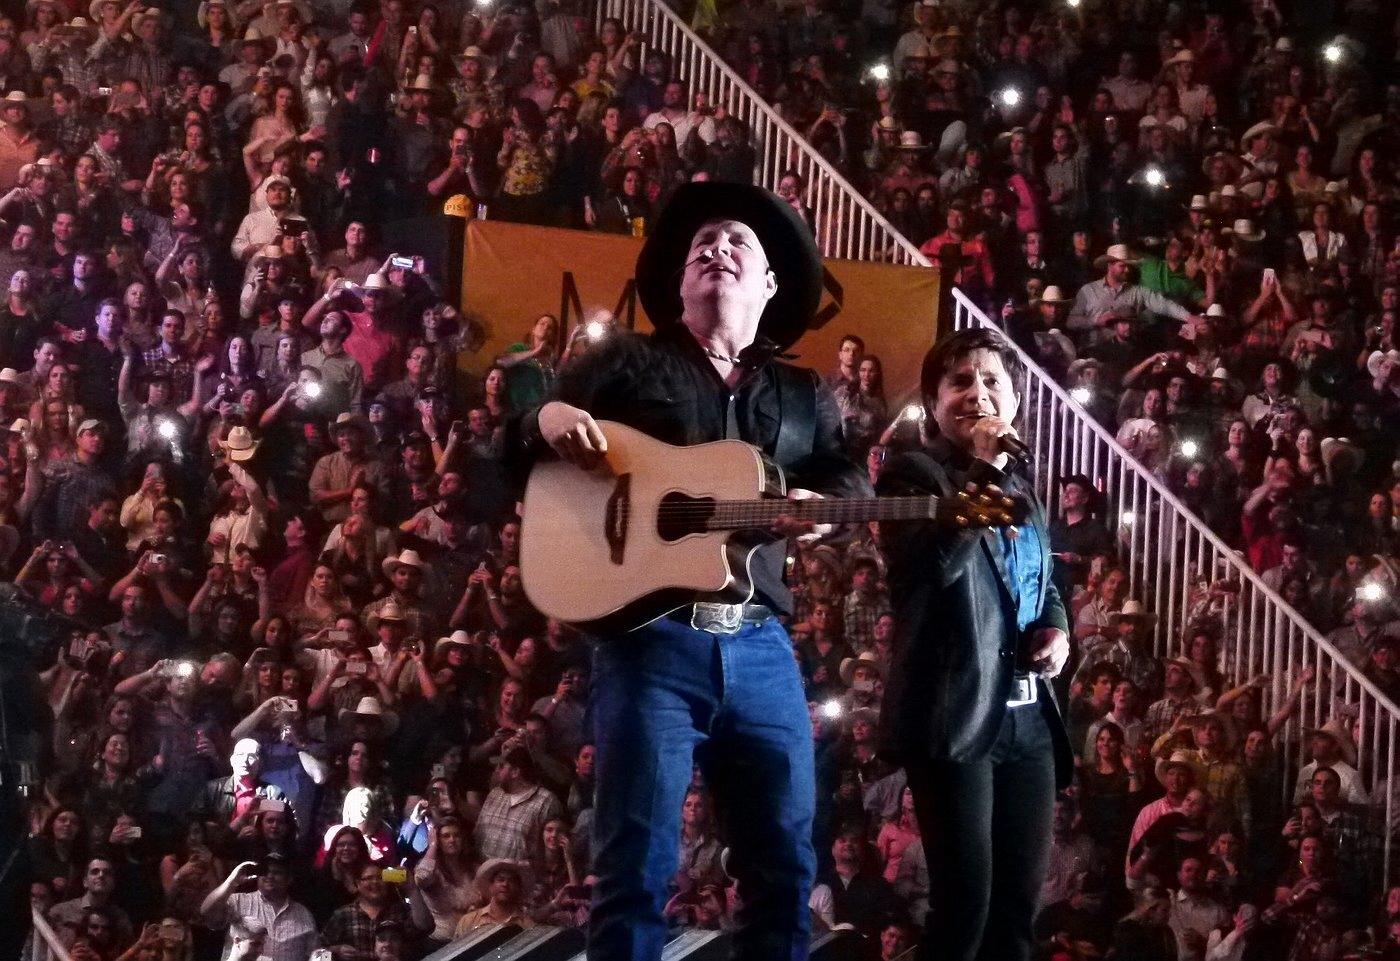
704, 496, 941, 529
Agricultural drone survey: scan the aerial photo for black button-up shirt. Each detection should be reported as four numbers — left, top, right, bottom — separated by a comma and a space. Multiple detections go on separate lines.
507, 326, 870, 615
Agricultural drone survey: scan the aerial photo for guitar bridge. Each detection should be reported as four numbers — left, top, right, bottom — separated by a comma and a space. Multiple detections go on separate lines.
604, 473, 631, 565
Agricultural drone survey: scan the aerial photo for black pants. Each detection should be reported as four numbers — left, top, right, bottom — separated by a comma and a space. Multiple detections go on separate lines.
906, 702, 1057, 961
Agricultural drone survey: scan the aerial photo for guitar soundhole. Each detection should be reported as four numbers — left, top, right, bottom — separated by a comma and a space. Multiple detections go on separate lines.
657, 492, 714, 542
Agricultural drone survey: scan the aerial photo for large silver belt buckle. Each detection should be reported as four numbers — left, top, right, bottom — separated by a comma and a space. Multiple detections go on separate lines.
691, 602, 744, 634
1007, 674, 1038, 707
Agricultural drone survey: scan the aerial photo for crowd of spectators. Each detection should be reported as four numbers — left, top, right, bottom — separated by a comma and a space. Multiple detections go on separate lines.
4, 0, 1400, 959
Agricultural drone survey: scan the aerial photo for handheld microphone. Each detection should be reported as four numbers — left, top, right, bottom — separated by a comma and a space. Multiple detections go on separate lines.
999, 434, 1030, 462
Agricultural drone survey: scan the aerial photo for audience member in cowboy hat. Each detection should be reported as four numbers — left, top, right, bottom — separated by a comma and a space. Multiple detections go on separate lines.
1293, 717, 1367, 805
362, 550, 432, 638
838, 650, 882, 711
1047, 472, 1110, 587
455, 859, 536, 934
1320, 437, 1363, 487
338, 695, 400, 740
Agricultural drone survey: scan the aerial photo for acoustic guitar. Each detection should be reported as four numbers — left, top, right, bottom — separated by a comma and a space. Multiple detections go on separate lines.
520, 420, 1026, 633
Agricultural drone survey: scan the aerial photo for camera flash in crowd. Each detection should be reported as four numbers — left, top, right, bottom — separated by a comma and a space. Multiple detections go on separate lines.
1358, 582, 1387, 603
867, 63, 890, 82
821, 700, 844, 719
1143, 166, 1166, 188
998, 87, 1021, 108
903, 403, 924, 421
1178, 439, 1200, 459
1066, 0, 1081, 7
1121, 510, 1137, 527
1069, 386, 1092, 404
302, 381, 323, 399
586, 320, 607, 340
176, 661, 197, 678
157, 419, 177, 440
1323, 41, 1343, 64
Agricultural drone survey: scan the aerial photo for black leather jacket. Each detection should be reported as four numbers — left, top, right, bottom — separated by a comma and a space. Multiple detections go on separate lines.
505, 326, 871, 615
876, 438, 1073, 786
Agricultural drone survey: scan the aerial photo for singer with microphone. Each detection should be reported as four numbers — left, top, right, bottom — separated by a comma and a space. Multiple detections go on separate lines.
875, 327, 1072, 961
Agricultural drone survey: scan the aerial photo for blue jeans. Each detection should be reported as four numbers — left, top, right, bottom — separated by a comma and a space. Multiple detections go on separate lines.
587, 614, 816, 961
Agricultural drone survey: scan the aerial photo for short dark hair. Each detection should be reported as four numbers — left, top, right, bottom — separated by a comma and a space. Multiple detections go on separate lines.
919, 327, 1024, 404
839, 333, 865, 352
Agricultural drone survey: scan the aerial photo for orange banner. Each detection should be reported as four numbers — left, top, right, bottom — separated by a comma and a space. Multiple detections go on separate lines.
459, 219, 940, 402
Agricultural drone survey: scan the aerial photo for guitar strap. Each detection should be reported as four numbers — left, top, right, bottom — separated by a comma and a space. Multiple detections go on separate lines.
773, 362, 818, 469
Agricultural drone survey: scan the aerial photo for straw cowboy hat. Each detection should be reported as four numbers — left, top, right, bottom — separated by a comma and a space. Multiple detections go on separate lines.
333, 411, 369, 434
197, 0, 241, 30
88, 0, 117, 21
1163, 49, 1194, 68
1163, 656, 1205, 691
360, 272, 401, 297
839, 651, 883, 687
1155, 748, 1201, 785
474, 859, 534, 903
130, 6, 164, 31
7, 418, 29, 433
1188, 194, 1209, 211
0, 368, 20, 386
1190, 710, 1238, 752
381, 549, 427, 578
1305, 717, 1358, 768
1321, 437, 1363, 485
366, 597, 407, 632
804, 544, 844, 581
219, 426, 260, 461
1067, 357, 1103, 380
1206, 303, 1229, 320
897, 130, 931, 151
337, 695, 400, 736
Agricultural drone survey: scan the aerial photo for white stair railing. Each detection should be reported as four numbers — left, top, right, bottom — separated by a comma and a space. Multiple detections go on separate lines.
590, 0, 930, 267
954, 290, 1400, 892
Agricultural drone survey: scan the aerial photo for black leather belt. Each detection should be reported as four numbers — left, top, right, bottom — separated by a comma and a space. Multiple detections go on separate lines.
670, 602, 775, 634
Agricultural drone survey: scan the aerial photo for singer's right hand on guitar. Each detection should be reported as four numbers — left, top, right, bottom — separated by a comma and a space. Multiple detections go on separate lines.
539, 401, 610, 472
969, 415, 1018, 464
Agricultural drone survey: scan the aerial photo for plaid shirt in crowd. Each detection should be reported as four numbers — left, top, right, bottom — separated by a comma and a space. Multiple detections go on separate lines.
1143, 694, 1201, 744
321, 899, 409, 956
843, 589, 891, 652
474, 783, 563, 862
142, 345, 196, 404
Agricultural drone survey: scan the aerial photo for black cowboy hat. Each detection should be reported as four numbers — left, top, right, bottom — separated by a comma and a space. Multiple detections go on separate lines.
635, 182, 823, 352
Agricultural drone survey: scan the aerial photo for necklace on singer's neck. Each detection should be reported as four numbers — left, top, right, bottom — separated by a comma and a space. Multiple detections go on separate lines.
701, 345, 744, 366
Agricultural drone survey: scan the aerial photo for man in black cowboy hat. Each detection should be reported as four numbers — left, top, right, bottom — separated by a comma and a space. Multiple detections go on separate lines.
505, 182, 868, 961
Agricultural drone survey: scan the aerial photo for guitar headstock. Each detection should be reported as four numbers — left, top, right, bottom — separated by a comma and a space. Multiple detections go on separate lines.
936, 484, 1032, 529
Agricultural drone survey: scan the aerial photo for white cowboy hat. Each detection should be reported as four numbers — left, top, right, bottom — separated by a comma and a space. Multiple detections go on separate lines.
1223, 218, 1265, 242
196, 0, 241, 30
1320, 437, 1363, 485
0, 368, 20, 385
474, 859, 534, 903
1033, 285, 1071, 305
1155, 747, 1201, 785
1305, 717, 1358, 768
1239, 121, 1278, 152
1163, 49, 1194, 68
1189, 194, 1209, 211
1366, 349, 1400, 380
839, 650, 883, 686
1164, 656, 1205, 691
219, 425, 260, 461
433, 630, 473, 659
337, 695, 400, 736
381, 549, 427, 578
1111, 598, 1157, 626
1094, 243, 1140, 268
366, 597, 407, 631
